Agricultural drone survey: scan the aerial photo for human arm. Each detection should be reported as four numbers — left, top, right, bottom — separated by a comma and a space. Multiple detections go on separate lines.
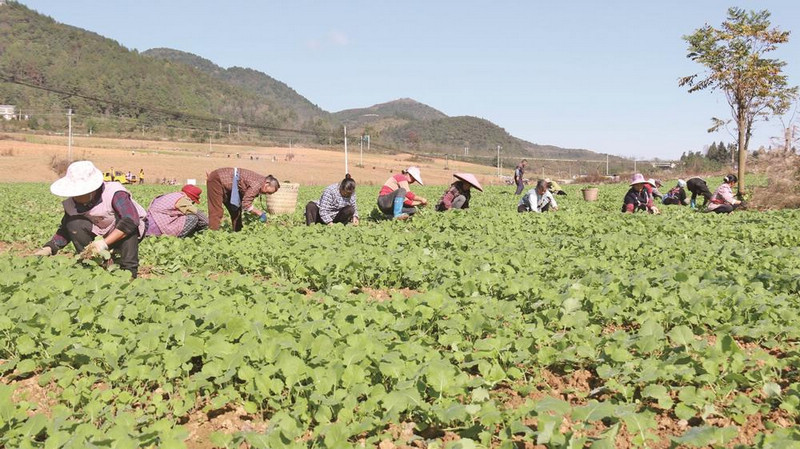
40, 213, 71, 255
174, 196, 198, 215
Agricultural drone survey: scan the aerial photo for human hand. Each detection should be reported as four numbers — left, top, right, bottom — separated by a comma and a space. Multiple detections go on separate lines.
259, 212, 268, 223
352, 217, 359, 226
33, 247, 52, 256
80, 239, 108, 260
418, 197, 428, 206
651, 206, 660, 215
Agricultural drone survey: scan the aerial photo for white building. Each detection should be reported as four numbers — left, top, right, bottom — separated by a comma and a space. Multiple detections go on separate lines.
0, 105, 16, 120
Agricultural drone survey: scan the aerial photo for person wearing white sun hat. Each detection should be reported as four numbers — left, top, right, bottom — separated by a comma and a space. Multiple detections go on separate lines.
377, 166, 428, 219
662, 179, 689, 206
622, 173, 659, 214
33, 160, 148, 278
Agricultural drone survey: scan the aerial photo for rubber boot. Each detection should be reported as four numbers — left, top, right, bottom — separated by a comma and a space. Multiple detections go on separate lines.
690, 198, 696, 209
393, 196, 409, 220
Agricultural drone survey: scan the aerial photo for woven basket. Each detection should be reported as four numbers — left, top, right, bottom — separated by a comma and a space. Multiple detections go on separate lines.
581, 188, 599, 202
265, 182, 300, 214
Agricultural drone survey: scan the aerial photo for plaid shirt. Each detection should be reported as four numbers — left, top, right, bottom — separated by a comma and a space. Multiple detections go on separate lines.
212, 167, 268, 211
49, 188, 140, 249
315, 183, 358, 224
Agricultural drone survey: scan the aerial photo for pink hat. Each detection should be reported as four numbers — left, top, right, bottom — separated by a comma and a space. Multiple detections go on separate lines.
630, 173, 647, 186
453, 173, 483, 192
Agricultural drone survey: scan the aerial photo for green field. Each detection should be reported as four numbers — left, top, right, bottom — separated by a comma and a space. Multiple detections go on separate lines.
1, 180, 799, 448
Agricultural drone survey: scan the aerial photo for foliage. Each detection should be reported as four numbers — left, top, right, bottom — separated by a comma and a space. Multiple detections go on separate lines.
1, 181, 800, 447
680, 7, 799, 194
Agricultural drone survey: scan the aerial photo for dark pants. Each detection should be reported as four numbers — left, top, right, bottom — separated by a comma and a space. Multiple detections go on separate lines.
178, 213, 209, 237
515, 180, 525, 195
64, 216, 140, 278
687, 178, 712, 206
710, 203, 743, 214
377, 188, 416, 216
305, 202, 355, 225
518, 203, 550, 213
451, 195, 467, 209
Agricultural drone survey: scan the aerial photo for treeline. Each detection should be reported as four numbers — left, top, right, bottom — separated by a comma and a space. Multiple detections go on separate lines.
680, 141, 736, 171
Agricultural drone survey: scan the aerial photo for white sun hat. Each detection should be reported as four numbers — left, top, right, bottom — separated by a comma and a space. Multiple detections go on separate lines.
50, 161, 104, 197
454, 173, 483, 192
407, 166, 424, 185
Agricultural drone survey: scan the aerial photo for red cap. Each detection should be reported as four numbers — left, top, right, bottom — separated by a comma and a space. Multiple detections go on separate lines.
181, 184, 202, 203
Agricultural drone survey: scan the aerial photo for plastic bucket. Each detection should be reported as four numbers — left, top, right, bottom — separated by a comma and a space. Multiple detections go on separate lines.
265, 182, 299, 214
581, 188, 599, 202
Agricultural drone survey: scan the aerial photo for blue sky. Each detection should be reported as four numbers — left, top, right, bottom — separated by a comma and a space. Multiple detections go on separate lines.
21, 0, 800, 159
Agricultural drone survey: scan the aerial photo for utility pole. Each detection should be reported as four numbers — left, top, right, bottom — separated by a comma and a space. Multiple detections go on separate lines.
67, 109, 73, 162
366, 134, 370, 152
344, 126, 349, 174
606, 154, 609, 175
359, 135, 363, 167
633, 158, 637, 173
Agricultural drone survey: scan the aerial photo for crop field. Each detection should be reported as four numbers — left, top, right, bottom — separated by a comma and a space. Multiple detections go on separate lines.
1, 180, 800, 448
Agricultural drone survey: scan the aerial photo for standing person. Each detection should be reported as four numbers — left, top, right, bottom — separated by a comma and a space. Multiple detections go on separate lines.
514, 160, 528, 195
622, 173, 659, 214
32, 161, 147, 278
305, 174, 360, 226
686, 177, 713, 209
436, 173, 483, 211
377, 167, 427, 220
138, 168, 145, 184
707, 174, 745, 214
206, 167, 280, 231
518, 179, 558, 213
662, 179, 688, 205
146, 184, 209, 237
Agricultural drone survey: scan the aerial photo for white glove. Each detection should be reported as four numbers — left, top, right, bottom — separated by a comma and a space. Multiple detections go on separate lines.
33, 247, 52, 256
80, 240, 109, 259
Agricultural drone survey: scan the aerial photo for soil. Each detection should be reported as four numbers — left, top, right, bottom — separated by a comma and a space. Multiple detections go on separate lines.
0, 132, 501, 187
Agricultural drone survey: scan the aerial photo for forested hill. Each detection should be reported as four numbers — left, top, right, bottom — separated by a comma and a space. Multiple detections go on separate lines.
0, 3, 332, 134
142, 48, 331, 127
0, 2, 609, 162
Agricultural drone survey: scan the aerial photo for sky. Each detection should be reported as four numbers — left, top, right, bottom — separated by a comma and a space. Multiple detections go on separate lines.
19, 0, 800, 160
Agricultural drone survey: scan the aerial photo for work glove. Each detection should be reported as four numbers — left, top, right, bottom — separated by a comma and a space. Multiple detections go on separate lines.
33, 247, 52, 256
259, 212, 268, 223
80, 239, 109, 260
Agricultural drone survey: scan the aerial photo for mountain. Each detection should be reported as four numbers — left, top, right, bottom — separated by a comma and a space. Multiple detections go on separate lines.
142, 48, 331, 128
0, 2, 610, 164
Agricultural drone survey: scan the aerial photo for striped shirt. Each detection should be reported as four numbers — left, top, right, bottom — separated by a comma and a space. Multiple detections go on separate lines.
315, 183, 358, 224
210, 167, 268, 212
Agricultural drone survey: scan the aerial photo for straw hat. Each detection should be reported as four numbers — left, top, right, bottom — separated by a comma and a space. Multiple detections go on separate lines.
407, 166, 424, 185
50, 161, 104, 197
181, 184, 202, 203
454, 173, 483, 192
629, 173, 647, 186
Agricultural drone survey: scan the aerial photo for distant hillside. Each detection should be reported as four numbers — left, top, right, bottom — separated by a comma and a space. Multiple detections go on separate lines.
0, 3, 327, 137
0, 2, 612, 164
143, 48, 332, 128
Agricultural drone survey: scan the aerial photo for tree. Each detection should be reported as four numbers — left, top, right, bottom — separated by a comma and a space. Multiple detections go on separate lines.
680, 7, 798, 196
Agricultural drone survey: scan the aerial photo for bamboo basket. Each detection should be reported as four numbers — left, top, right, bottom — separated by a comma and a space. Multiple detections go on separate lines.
581, 187, 599, 201
265, 182, 300, 214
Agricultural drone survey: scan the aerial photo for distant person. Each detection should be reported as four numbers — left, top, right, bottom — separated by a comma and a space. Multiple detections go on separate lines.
138, 169, 145, 184
707, 174, 745, 214
436, 173, 483, 211
146, 184, 208, 237
622, 173, 659, 214
545, 178, 566, 196
518, 179, 558, 213
645, 178, 663, 200
514, 159, 528, 195
662, 179, 688, 206
305, 174, 360, 226
377, 167, 427, 220
686, 177, 713, 209
33, 161, 147, 278
206, 167, 280, 231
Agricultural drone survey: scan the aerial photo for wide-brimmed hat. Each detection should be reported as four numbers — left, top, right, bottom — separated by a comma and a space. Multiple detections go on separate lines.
677, 179, 687, 188
630, 173, 647, 186
646, 178, 657, 187
454, 173, 483, 192
50, 161, 104, 197
181, 184, 202, 203
407, 166, 424, 185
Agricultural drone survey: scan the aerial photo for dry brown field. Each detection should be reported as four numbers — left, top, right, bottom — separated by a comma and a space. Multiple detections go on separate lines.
0, 133, 504, 187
